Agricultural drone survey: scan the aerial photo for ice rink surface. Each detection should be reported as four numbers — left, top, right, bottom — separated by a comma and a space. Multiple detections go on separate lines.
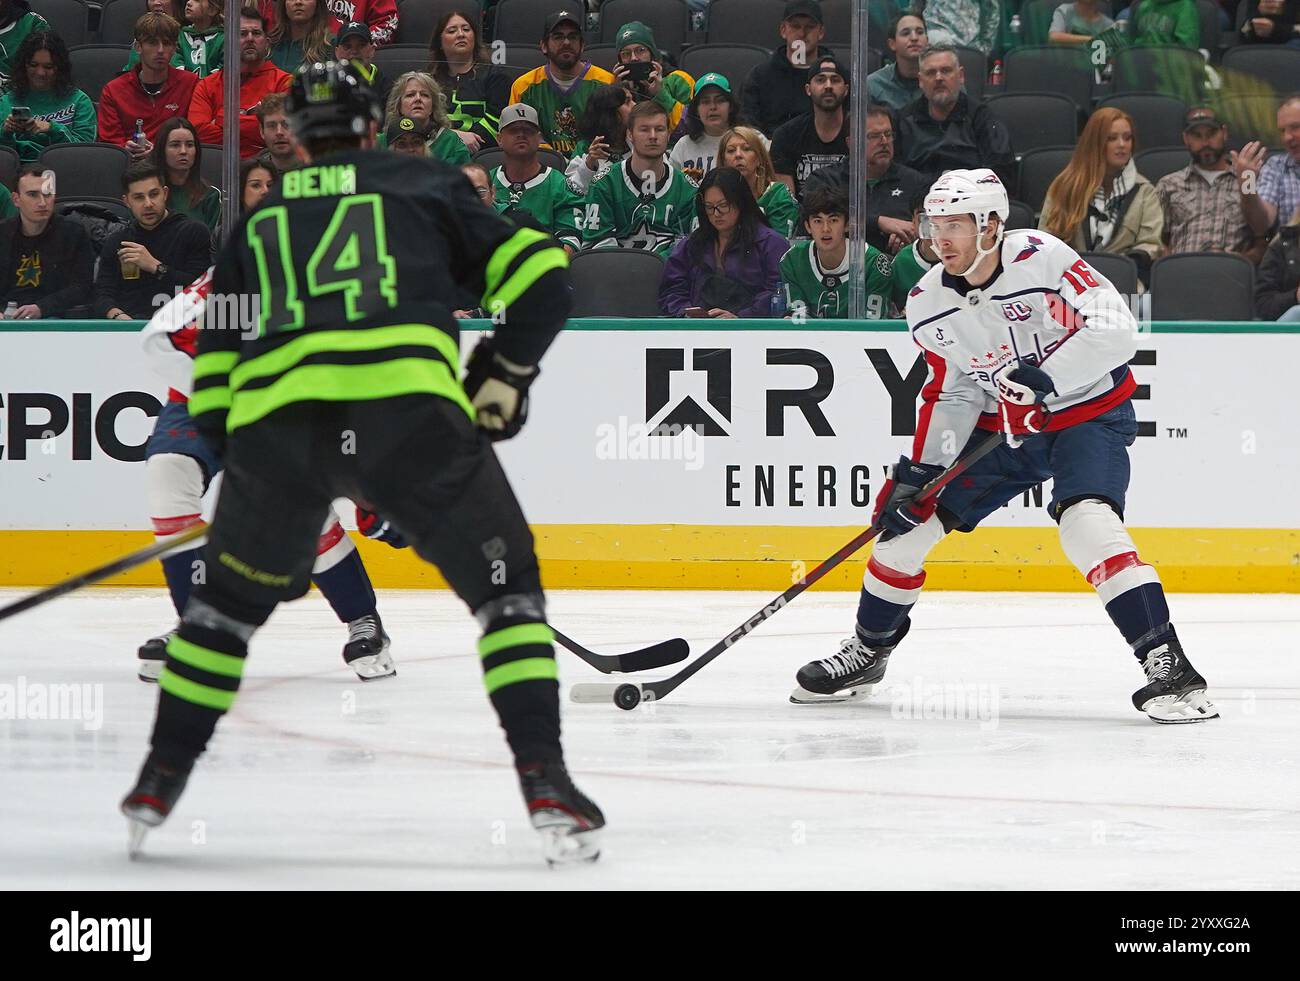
2, 587, 1297, 890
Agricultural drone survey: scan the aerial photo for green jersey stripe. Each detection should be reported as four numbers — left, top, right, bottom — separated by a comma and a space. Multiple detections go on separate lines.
159, 668, 238, 711
479, 623, 555, 657
482, 657, 559, 694
484, 247, 570, 312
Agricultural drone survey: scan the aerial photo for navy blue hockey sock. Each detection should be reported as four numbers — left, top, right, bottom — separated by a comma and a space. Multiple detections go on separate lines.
1103, 582, 1175, 661
312, 549, 378, 623
159, 546, 204, 617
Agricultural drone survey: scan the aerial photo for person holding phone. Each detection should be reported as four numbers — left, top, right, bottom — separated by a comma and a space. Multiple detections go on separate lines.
611, 20, 693, 132
0, 32, 96, 162
565, 83, 630, 194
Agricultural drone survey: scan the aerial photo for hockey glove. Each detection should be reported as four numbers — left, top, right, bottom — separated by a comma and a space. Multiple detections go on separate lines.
994, 363, 1054, 444
462, 337, 538, 442
873, 456, 946, 536
355, 506, 408, 549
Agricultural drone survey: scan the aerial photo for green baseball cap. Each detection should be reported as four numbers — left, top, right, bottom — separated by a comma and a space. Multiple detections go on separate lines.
694, 72, 731, 95
615, 20, 657, 54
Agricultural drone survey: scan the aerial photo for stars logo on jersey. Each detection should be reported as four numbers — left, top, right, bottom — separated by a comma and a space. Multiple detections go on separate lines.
15, 253, 41, 287
1013, 236, 1043, 263
620, 218, 675, 254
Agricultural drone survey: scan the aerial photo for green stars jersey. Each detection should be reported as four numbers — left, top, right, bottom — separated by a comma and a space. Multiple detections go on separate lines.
508, 62, 617, 157
491, 165, 584, 251
124, 25, 225, 78
581, 158, 698, 257
780, 241, 893, 319
889, 239, 935, 311
756, 181, 799, 240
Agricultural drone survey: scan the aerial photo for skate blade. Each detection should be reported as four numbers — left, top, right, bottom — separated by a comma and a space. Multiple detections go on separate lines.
1142, 689, 1220, 724
530, 810, 602, 867
789, 683, 874, 705
351, 650, 396, 682
125, 818, 149, 860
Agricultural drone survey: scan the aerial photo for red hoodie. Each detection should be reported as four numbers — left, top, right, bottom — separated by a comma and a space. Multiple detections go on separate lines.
254, 0, 399, 46
188, 60, 293, 157
98, 65, 199, 145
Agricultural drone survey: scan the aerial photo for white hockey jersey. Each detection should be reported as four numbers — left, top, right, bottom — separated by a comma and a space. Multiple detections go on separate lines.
904, 229, 1138, 467
139, 267, 215, 403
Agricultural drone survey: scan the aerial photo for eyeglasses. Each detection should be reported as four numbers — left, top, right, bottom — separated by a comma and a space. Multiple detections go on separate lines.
703, 201, 733, 216
867, 130, 894, 141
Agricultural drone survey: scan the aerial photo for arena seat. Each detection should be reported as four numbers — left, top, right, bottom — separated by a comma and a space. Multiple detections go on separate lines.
598, 0, 690, 62
705, 0, 786, 47
987, 93, 1079, 157
38, 143, 129, 200
679, 44, 769, 90
1005, 199, 1035, 231
568, 249, 667, 317
1016, 146, 1076, 213
1150, 252, 1255, 321
492, 0, 584, 45
394, 0, 473, 47
95, 0, 140, 46
371, 44, 430, 80
1082, 252, 1139, 297
38, 0, 93, 47
1135, 146, 1191, 184
500, 44, 548, 73
1004, 44, 1092, 114
69, 44, 130, 102
1096, 93, 1188, 151
0, 146, 18, 192
1112, 44, 1207, 104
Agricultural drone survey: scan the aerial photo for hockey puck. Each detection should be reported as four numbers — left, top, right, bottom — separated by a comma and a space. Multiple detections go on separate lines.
614, 684, 642, 711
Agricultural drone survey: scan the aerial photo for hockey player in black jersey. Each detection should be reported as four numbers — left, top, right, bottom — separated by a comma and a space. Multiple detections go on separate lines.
121, 62, 603, 866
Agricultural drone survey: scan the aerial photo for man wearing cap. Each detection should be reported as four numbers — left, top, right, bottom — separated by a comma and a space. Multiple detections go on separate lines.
322, 0, 397, 48
489, 103, 583, 253
335, 20, 391, 107
612, 20, 695, 132
741, 1, 837, 137
1156, 107, 1267, 261
508, 11, 615, 157
770, 55, 849, 200
668, 72, 759, 181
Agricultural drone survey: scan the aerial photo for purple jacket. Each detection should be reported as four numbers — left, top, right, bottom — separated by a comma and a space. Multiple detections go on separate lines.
659, 224, 789, 317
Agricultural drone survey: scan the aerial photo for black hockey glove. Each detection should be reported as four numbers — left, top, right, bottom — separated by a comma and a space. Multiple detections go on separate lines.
462, 336, 538, 441
355, 505, 408, 549
872, 456, 946, 537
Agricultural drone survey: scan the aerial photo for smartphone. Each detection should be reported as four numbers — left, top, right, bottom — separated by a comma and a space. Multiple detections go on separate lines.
11, 106, 31, 122
684, 307, 708, 318
624, 61, 653, 84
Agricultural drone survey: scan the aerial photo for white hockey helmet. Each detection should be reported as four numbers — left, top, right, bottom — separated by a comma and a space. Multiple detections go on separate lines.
923, 168, 1009, 277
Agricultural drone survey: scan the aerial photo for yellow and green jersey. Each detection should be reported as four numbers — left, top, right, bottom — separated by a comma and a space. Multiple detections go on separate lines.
508, 62, 617, 157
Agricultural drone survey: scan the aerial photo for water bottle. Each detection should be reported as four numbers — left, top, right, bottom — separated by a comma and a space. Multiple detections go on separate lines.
770, 283, 788, 318
1010, 13, 1022, 42
133, 118, 145, 143
4, 301, 17, 319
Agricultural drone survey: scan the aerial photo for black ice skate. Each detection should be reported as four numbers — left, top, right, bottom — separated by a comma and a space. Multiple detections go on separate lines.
518, 760, 604, 867
120, 756, 191, 858
342, 613, 395, 681
1132, 638, 1218, 723
791, 620, 910, 704
136, 627, 176, 683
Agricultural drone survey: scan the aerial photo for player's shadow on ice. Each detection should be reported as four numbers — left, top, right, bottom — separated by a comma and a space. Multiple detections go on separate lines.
124, 851, 543, 876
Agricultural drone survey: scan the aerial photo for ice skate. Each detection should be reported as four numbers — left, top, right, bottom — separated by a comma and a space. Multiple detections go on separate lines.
791, 620, 909, 704
1132, 639, 1218, 724
342, 614, 395, 681
120, 757, 191, 858
518, 760, 604, 867
136, 627, 176, 683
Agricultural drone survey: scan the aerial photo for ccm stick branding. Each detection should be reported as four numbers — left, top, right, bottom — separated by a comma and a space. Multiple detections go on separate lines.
49, 911, 151, 960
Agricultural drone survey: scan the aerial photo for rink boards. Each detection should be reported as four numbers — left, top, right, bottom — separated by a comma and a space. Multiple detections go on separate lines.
1, 319, 1297, 592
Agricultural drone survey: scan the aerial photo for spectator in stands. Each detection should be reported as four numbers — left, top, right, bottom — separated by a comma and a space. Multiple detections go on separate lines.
896, 43, 1014, 185
189, 8, 293, 158
0, 1, 49, 93
863, 105, 926, 254
659, 167, 787, 318
151, 117, 221, 232
566, 83, 630, 194
1049, 1, 1117, 44
1237, 1, 1300, 45
268, 0, 333, 73
99, 13, 200, 159
611, 20, 694, 132
718, 126, 800, 239
93, 162, 212, 321
1156, 107, 1263, 260
1255, 205, 1300, 319
1126, 0, 1200, 47
509, 11, 615, 157
0, 165, 94, 319
582, 100, 697, 256
922, 0, 1002, 55
488, 103, 582, 253
742, 1, 834, 136
0, 33, 96, 162
429, 9, 511, 154
240, 154, 274, 212
889, 190, 939, 310
255, 91, 297, 175
460, 161, 494, 206
669, 73, 755, 183
771, 55, 849, 201
379, 72, 471, 164
335, 21, 390, 107
867, 10, 927, 112
1040, 107, 1163, 286
386, 114, 433, 155
780, 183, 892, 319
1240, 96, 1300, 238
124, 0, 226, 77
321, 0, 397, 48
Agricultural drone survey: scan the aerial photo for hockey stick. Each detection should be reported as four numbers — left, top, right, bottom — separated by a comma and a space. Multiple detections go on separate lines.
0, 524, 687, 674
0, 523, 209, 624
569, 429, 1007, 710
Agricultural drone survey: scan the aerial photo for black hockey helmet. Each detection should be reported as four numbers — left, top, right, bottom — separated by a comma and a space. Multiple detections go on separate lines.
288, 60, 382, 144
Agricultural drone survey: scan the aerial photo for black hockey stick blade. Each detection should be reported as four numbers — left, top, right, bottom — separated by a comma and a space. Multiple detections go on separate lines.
0, 523, 208, 625
551, 628, 689, 674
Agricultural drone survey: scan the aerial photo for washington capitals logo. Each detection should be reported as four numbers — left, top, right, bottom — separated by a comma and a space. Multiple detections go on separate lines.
909, 285, 925, 298
977, 174, 1002, 184
1013, 236, 1043, 263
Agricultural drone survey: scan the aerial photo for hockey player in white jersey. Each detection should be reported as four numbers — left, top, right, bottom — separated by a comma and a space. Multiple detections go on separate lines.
793, 168, 1217, 723
138, 269, 397, 682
